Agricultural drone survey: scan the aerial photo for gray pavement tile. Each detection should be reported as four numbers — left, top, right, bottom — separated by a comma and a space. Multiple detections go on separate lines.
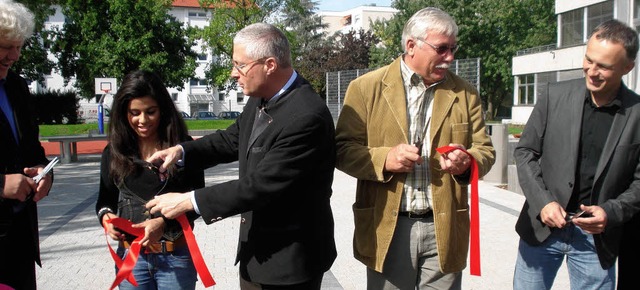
35, 159, 570, 290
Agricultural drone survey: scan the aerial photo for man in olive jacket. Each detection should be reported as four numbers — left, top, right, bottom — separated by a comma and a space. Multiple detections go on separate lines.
335, 7, 494, 290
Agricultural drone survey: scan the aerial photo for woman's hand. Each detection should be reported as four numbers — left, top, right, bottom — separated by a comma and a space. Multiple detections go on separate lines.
132, 217, 165, 247
102, 213, 124, 241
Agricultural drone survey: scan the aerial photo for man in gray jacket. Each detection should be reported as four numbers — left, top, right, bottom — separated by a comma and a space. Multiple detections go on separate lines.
514, 19, 640, 290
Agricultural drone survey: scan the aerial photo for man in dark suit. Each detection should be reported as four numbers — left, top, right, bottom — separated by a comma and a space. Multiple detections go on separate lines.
0, 1, 54, 289
514, 19, 639, 290
146, 23, 336, 289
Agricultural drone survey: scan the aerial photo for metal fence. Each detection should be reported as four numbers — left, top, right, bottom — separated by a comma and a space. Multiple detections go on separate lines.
326, 58, 481, 121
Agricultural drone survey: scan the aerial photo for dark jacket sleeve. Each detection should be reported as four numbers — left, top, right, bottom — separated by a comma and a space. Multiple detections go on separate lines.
95, 146, 119, 224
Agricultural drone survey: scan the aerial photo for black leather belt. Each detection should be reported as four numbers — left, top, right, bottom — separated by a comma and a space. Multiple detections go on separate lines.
399, 211, 433, 219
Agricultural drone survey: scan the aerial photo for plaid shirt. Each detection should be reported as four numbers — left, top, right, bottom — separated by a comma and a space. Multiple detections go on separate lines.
399, 58, 442, 213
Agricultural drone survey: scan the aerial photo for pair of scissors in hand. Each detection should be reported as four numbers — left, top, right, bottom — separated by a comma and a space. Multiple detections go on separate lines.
33, 157, 59, 184
26, 157, 59, 201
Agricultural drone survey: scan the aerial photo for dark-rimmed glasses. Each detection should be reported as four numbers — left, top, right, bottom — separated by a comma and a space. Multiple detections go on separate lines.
232, 57, 267, 75
416, 37, 459, 55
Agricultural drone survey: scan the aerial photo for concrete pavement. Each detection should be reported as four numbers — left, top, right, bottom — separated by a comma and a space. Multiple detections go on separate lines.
34, 156, 570, 289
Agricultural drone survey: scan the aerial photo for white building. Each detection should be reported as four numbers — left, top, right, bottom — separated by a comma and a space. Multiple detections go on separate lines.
511, 0, 640, 124
318, 5, 398, 36
35, 0, 244, 121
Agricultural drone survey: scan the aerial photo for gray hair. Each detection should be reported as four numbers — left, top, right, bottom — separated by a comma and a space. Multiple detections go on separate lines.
402, 7, 458, 52
0, 0, 35, 41
234, 23, 292, 68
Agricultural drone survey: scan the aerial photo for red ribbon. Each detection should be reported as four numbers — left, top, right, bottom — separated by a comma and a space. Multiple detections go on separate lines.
176, 215, 216, 287
103, 215, 215, 289
436, 145, 481, 276
103, 218, 144, 289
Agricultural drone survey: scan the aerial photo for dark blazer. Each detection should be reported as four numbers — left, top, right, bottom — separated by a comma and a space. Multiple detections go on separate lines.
181, 74, 337, 285
0, 71, 49, 265
515, 78, 640, 269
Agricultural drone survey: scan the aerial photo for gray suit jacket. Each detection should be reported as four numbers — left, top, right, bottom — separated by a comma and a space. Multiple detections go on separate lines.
515, 78, 640, 269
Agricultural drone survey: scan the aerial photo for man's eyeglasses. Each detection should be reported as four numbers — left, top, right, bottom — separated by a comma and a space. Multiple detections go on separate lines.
416, 37, 459, 55
232, 58, 267, 75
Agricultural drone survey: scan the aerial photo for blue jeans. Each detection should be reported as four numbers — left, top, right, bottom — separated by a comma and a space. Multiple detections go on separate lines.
116, 246, 197, 290
513, 224, 615, 290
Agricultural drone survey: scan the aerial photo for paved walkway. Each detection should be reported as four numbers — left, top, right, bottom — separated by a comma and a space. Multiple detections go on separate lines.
34, 152, 570, 290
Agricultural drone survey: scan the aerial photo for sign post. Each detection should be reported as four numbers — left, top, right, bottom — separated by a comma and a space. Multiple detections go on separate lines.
98, 82, 112, 134
95, 78, 117, 134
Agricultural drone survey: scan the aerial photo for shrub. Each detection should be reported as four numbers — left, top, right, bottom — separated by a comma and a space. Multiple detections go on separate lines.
33, 90, 81, 124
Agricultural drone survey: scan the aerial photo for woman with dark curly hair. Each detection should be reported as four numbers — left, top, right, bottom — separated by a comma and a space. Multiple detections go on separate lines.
96, 70, 204, 289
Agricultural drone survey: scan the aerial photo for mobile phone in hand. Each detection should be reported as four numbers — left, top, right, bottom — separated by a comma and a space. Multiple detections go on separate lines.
565, 210, 592, 222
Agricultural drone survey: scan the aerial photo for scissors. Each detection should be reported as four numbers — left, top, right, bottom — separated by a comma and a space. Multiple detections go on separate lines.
26, 157, 59, 201
33, 157, 59, 184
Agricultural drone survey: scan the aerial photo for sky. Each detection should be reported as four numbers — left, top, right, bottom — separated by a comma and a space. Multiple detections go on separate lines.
316, 0, 393, 12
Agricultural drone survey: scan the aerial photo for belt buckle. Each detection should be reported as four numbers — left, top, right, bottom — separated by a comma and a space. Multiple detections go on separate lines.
144, 241, 168, 254
161, 241, 167, 254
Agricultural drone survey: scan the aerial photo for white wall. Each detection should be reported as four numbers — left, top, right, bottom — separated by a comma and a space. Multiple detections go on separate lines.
556, 0, 608, 14
512, 46, 586, 75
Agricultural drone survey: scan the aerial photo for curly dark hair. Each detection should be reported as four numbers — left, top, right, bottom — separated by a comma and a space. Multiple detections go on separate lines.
107, 70, 189, 182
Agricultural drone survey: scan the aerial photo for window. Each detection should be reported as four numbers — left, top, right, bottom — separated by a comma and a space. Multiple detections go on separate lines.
189, 78, 207, 86
197, 53, 208, 61
587, 1, 613, 35
518, 74, 535, 105
188, 11, 207, 18
171, 93, 178, 101
560, 9, 584, 47
560, 1, 614, 48
342, 15, 352, 26
237, 91, 245, 103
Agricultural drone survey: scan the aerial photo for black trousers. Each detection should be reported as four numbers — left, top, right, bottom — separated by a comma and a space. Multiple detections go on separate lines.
618, 214, 640, 290
0, 209, 37, 290
240, 273, 324, 290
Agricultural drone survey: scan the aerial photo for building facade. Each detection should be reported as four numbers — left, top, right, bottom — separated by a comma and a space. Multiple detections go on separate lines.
511, 0, 640, 124
35, 0, 244, 121
318, 5, 398, 36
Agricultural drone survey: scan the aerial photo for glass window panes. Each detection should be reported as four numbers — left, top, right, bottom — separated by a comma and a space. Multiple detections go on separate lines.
561, 8, 584, 47
188, 11, 207, 18
518, 74, 535, 105
587, 1, 614, 35
189, 79, 207, 86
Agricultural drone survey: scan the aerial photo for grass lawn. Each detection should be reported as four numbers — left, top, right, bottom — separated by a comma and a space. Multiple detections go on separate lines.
508, 124, 524, 135
40, 120, 525, 138
39, 120, 235, 137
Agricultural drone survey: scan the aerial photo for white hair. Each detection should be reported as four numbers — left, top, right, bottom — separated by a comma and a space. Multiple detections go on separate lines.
234, 23, 292, 68
0, 0, 35, 41
402, 7, 458, 52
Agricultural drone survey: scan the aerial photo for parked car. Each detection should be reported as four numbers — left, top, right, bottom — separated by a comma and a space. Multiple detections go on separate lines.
218, 111, 241, 119
179, 111, 191, 120
192, 111, 219, 120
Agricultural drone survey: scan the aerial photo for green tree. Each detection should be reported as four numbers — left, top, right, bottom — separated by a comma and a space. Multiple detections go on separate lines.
297, 28, 378, 95
198, 0, 284, 91
13, 0, 56, 85
51, 0, 198, 99
277, 0, 332, 94
280, 0, 326, 61
370, 0, 556, 119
